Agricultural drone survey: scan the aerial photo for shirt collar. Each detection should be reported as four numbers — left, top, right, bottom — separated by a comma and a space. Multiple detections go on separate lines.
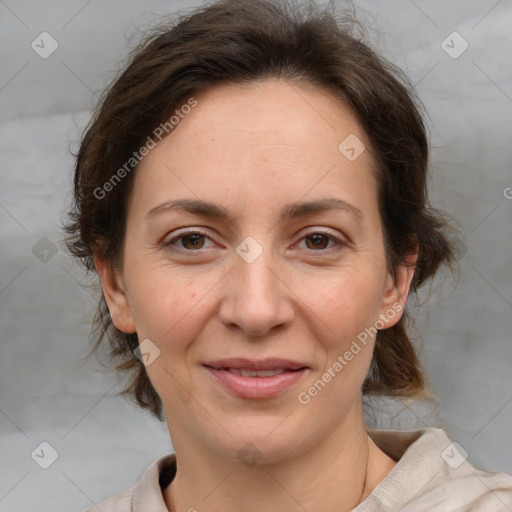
131, 428, 447, 511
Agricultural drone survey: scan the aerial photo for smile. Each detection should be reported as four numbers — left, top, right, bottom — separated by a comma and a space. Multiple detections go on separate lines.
203, 358, 309, 399
224, 368, 286, 377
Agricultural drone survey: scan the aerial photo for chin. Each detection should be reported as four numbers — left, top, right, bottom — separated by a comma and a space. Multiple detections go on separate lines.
202, 413, 316, 466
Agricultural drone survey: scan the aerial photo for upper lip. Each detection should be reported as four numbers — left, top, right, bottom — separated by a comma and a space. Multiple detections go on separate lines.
203, 358, 308, 371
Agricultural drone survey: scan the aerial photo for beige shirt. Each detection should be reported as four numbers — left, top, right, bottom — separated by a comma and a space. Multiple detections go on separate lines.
85, 428, 512, 511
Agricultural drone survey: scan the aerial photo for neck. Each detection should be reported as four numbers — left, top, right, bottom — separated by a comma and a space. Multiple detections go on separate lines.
163, 404, 396, 512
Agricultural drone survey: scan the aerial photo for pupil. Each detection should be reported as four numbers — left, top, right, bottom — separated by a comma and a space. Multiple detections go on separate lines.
307, 233, 328, 249
183, 234, 204, 249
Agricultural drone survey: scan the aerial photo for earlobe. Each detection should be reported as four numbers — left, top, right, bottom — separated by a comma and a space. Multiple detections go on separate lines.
94, 255, 136, 334
379, 247, 418, 329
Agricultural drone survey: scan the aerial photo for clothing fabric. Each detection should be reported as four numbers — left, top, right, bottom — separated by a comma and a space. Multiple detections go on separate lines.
83, 428, 512, 511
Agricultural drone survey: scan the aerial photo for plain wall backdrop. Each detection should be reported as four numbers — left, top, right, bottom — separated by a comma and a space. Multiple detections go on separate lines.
1, 1, 511, 510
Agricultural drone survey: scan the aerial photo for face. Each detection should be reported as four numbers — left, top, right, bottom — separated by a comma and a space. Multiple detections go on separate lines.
97, 80, 414, 464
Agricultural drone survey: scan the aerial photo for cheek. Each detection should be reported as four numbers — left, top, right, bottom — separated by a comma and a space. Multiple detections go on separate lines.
301, 264, 386, 335
124, 265, 215, 401
305, 279, 380, 405
300, 266, 386, 395
123, 257, 213, 346
124, 268, 237, 411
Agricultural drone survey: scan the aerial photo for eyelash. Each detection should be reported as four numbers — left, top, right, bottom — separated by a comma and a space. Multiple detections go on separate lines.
164, 228, 346, 254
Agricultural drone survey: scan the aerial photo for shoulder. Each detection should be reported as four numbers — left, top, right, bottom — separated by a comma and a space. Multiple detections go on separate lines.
408, 428, 512, 511
432, 462, 512, 511
79, 453, 176, 512
360, 427, 512, 512
82, 486, 134, 512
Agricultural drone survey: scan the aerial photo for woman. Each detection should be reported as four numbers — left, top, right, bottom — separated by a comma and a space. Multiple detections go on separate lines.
66, 0, 512, 510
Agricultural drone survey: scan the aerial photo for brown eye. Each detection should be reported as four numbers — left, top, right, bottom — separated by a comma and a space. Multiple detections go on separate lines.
180, 233, 206, 250
297, 231, 346, 253
165, 231, 214, 251
304, 233, 330, 250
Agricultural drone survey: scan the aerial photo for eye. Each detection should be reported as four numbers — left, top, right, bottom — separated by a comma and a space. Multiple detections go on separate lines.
296, 231, 345, 251
165, 230, 216, 251
164, 228, 345, 253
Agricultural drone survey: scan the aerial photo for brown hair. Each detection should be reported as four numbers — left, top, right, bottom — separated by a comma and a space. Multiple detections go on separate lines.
65, 0, 457, 421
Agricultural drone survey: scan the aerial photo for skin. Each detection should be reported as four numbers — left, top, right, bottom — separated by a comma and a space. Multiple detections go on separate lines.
96, 79, 417, 512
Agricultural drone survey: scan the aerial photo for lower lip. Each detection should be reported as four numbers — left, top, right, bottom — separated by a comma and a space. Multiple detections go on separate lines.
204, 366, 308, 399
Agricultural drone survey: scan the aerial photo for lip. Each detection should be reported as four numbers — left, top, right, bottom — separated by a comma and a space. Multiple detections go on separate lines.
203, 358, 309, 399
204, 358, 307, 371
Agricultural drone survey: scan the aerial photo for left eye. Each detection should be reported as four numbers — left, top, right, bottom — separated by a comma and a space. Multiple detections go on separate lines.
297, 232, 342, 251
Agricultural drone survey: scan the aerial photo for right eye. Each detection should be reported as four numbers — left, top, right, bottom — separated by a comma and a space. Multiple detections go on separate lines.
164, 230, 216, 251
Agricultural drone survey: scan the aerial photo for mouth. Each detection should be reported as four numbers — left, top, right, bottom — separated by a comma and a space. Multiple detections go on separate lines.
204, 358, 307, 370
220, 367, 290, 377
203, 358, 309, 399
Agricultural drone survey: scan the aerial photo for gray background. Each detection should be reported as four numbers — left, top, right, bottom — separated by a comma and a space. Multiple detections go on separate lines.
0, 0, 511, 510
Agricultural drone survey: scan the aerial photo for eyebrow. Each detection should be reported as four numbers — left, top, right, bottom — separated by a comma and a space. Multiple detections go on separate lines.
146, 197, 363, 221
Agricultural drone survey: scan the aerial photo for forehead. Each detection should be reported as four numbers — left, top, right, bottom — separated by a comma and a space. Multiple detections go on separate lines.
173, 79, 365, 151
133, 79, 378, 215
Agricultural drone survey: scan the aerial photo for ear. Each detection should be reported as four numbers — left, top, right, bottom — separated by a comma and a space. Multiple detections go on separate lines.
94, 254, 136, 334
378, 246, 418, 329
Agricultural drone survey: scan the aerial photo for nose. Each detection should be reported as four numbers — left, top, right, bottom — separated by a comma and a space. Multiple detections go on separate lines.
218, 245, 295, 337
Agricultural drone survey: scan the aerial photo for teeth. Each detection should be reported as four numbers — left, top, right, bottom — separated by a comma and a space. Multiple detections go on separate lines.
240, 369, 259, 377
226, 368, 285, 377
256, 369, 284, 377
